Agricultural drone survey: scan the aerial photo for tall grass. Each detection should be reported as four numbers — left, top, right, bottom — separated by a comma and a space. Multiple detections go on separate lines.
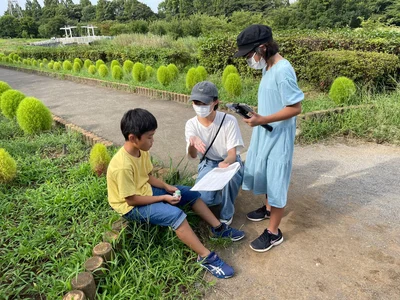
0, 116, 205, 299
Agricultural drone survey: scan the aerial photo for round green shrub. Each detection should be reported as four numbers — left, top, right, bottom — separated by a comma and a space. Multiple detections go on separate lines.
96, 59, 105, 68
329, 76, 357, 105
16, 97, 53, 134
84, 59, 92, 69
73, 61, 81, 73
157, 66, 171, 86
132, 62, 147, 82
53, 62, 61, 71
63, 60, 73, 71
42, 58, 48, 65
74, 58, 83, 67
146, 66, 154, 78
196, 66, 208, 81
1, 89, 26, 120
47, 62, 54, 70
2, 57, 9, 63
22, 59, 28, 65
186, 68, 202, 90
88, 65, 97, 75
111, 60, 121, 69
12, 53, 19, 61
27, 59, 32, 65
0, 81, 11, 98
224, 73, 242, 97
39, 63, 44, 68
89, 143, 111, 176
222, 65, 239, 85
167, 64, 179, 81
98, 64, 109, 78
32, 59, 38, 67
123, 60, 134, 74
112, 65, 123, 80
0, 148, 17, 183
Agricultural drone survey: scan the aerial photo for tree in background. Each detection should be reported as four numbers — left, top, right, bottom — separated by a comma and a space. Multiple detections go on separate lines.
0, 15, 20, 38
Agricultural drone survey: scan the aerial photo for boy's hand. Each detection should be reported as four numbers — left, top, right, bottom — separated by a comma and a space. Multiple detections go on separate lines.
164, 184, 178, 194
164, 194, 181, 205
189, 136, 206, 154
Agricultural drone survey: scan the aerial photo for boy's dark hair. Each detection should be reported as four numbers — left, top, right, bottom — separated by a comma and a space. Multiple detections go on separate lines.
121, 108, 158, 140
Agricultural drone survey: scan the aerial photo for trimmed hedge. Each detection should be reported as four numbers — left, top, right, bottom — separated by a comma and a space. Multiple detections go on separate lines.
304, 50, 400, 91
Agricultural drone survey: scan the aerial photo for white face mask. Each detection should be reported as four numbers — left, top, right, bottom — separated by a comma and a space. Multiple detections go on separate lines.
193, 104, 212, 118
247, 53, 267, 70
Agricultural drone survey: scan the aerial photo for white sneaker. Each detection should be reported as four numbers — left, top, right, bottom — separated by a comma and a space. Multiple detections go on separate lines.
219, 217, 233, 226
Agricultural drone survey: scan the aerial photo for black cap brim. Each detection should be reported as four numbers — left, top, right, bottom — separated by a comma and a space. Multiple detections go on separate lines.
234, 45, 255, 58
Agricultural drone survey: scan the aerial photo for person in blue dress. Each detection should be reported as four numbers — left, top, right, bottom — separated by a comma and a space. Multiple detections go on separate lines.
234, 25, 304, 252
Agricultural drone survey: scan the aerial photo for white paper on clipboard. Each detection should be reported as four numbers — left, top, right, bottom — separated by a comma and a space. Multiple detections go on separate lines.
190, 162, 241, 191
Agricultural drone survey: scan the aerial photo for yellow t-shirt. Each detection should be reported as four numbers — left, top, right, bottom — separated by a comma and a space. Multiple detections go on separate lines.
106, 147, 153, 215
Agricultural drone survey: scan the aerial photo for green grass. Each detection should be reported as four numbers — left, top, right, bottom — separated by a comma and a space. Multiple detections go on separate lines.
0, 38, 41, 52
0, 116, 207, 299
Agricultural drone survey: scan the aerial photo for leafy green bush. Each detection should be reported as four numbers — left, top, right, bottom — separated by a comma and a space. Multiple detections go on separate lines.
53, 62, 61, 71
1, 89, 26, 120
196, 66, 208, 81
224, 73, 242, 97
63, 60, 73, 71
32, 59, 38, 67
111, 59, 121, 69
305, 50, 400, 91
84, 59, 92, 69
88, 65, 97, 75
157, 66, 171, 86
132, 62, 147, 82
89, 143, 111, 176
123, 60, 134, 74
16, 97, 52, 134
146, 66, 154, 78
42, 58, 48, 65
0, 148, 17, 183
112, 65, 123, 80
98, 64, 109, 78
167, 63, 179, 81
222, 65, 239, 85
74, 58, 83, 67
22, 59, 28, 65
186, 68, 202, 90
73, 62, 81, 73
329, 77, 357, 105
96, 59, 105, 69
47, 62, 54, 70
39, 63, 44, 68
0, 81, 11, 99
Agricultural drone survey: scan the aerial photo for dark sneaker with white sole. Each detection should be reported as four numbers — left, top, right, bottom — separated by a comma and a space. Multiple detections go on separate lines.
246, 205, 271, 221
210, 223, 245, 242
250, 229, 283, 252
197, 251, 234, 279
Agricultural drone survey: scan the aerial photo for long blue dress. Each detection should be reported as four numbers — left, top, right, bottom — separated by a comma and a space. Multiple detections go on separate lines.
242, 59, 304, 208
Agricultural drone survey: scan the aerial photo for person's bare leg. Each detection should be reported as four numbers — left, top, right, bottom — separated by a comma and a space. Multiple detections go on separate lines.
266, 195, 271, 211
268, 207, 284, 234
175, 219, 210, 258
192, 199, 221, 228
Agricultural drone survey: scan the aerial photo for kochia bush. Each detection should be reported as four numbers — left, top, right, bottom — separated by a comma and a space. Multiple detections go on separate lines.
73, 62, 81, 73
96, 59, 105, 68
89, 143, 111, 176
167, 64, 179, 81
123, 60, 134, 74
74, 58, 83, 67
63, 60, 73, 71
146, 66, 154, 78
16, 97, 53, 134
132, 62, 147, 82
98, 64, 109, 78
224, 73, 242, 97
84, 59, 92, 69
0, 81, 11, 98
222, 65, 239, 85
47, 62, 54, 70
186, 68, 201, 90
157, 66, 171, 86
53, 62, 61, 71
1, 89, 26, 120
112, 65, 123, 80
196, 66, 208, 81
329, 77, 357, 105
0, 148, 17, 183
88, 65, 97, 75
111, 60, 121, 69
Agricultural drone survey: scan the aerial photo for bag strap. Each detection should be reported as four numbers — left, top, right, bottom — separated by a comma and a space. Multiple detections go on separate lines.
200, 113, 227, 163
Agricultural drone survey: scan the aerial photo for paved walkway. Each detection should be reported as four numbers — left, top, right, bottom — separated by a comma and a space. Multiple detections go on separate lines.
1, 68, 399, 299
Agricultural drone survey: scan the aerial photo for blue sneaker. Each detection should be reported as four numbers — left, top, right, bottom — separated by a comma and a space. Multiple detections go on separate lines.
197, 252, 234, 279
210, 223, 245, 241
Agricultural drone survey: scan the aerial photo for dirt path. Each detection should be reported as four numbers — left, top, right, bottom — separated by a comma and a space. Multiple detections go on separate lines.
204, 143, 400, 300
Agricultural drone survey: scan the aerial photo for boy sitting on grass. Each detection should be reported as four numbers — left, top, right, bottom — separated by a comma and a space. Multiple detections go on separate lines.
106, 108, 245, 279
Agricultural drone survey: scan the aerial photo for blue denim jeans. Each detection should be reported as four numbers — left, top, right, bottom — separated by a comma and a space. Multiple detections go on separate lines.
196, 156, 244, 220
123, 185, 200, 230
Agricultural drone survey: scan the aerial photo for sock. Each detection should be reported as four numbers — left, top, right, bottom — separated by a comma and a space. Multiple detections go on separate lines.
268, 230, 278, 236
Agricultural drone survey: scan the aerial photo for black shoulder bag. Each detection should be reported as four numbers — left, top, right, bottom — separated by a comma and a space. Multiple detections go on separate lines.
200, 113, 227, 163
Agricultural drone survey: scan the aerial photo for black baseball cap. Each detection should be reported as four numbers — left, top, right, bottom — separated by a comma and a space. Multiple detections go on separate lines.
189, 81, 218, 104
234, 25, 273, 58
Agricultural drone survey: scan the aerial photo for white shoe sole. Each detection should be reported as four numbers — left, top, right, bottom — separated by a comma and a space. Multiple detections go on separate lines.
249, 237, 284, 253
246, 215, 270, 222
